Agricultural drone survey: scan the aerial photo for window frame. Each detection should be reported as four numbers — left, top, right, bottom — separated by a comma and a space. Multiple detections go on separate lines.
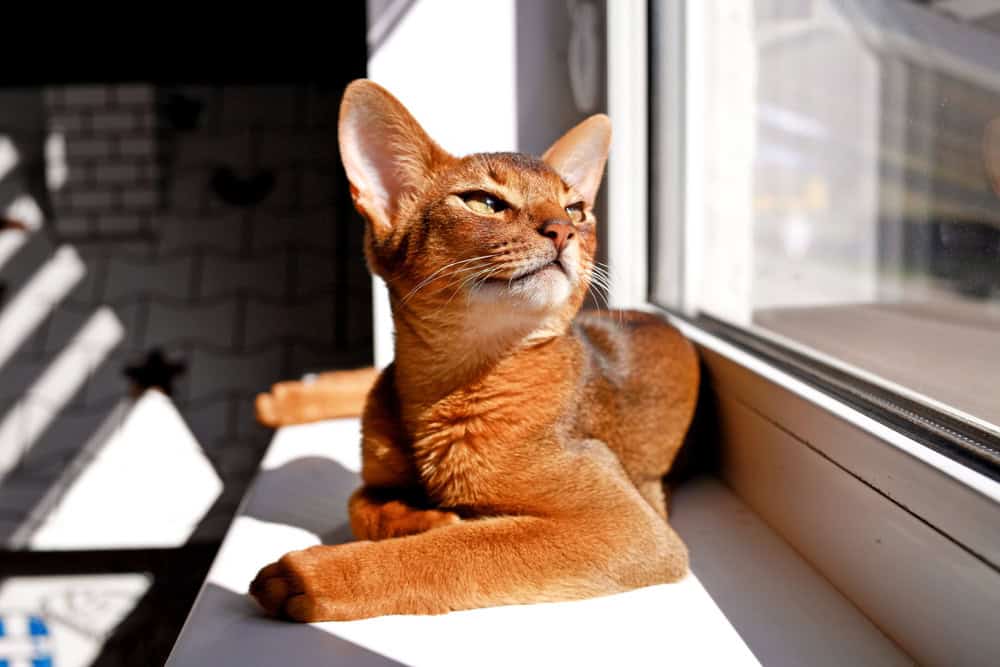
612, 2, 1000, 663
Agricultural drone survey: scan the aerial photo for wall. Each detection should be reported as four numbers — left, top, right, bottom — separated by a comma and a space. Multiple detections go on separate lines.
0, 83, 371, 546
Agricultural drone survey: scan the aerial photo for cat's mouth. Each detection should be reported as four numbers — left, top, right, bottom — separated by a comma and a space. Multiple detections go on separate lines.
486, 259, 567, 285
468, 256, 574, 309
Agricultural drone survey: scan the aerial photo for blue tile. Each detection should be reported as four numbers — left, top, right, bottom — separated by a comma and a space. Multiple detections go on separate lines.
28, 616, 48, 637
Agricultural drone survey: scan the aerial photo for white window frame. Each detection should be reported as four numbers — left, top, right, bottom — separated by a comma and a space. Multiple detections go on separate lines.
610, 2, 1000, 665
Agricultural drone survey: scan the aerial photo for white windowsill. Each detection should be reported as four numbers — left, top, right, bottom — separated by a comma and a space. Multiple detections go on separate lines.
661, 311, 1000, 665
166, 418, 909, 667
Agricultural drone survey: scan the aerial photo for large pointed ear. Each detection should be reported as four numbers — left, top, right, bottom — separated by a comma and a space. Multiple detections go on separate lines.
542, 114, 611, 206
338, 80, 450, 235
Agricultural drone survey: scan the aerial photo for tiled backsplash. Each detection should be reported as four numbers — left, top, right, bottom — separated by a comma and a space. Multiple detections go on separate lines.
0, 84, 371, 545
46, 85, 159, 237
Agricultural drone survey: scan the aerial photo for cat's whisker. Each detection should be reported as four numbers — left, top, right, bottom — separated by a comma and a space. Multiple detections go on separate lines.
589, 269, 611, 291
586, 282, 603, 318
409, 261, 503, 309
431, 261, 503, 292
590, 262, 611, 283
402, 253, 502, 303
427, 265, 504, 315
592, 281, 613, 315
584, 261, 619, 322
589, 261, 612, 277
403, 258, 497, 304
440, 263, 503, 296
581, 264, 601, 316
589, 264, 613, 286
479, 267, 505, 288
440, 265, 497, 308
462, 266, 505, 301
466, 267, 504, 305
587, 280, 611, 314
402, 265, 492, 313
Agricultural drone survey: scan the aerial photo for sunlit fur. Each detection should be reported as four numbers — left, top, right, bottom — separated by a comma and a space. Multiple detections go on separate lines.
250, 80, 701, 622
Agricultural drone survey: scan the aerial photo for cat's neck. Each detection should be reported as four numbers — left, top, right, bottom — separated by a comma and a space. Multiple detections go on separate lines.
390, 302, 569, 406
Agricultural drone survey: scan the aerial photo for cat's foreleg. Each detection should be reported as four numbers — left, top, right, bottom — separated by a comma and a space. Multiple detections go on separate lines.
250, 468, 688, 621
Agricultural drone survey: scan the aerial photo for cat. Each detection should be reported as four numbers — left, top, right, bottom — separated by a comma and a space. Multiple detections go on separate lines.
249, 79, 700, 622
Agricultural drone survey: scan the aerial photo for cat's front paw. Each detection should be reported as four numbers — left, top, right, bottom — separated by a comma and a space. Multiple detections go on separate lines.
249, 545, 364, 622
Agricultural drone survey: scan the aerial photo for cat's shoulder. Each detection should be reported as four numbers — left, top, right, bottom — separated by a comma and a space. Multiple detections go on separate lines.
572, 309, 697, 373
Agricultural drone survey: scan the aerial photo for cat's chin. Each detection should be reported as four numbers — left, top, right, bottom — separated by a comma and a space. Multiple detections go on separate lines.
467, 264, 573, 311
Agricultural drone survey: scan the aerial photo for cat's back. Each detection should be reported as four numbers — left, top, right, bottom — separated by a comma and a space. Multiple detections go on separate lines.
572, 310, 698, 393
571, 310, 699, 477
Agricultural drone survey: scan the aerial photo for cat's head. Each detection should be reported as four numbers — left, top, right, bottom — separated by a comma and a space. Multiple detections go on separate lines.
338, 80, 610, 327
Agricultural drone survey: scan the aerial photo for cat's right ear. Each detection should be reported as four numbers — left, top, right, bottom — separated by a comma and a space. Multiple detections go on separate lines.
338, 80, 450, 236
542, 114, 612, 206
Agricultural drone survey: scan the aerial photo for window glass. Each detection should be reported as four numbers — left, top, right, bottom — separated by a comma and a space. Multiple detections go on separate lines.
653, 0, 1000, 435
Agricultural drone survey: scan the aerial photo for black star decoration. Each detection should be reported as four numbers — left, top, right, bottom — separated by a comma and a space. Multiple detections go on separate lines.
124, 348, 187, 397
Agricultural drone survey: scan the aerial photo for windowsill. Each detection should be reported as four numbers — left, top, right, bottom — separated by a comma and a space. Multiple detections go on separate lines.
754, 300, 1000, 430
166, 418, 908, 667
663, 311, 1000, 665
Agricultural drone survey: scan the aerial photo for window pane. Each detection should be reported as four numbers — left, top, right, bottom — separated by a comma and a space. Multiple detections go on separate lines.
654, 0, 1000, 434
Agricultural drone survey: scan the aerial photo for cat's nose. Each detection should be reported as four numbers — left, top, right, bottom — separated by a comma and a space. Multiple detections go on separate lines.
538, 219, 575, 252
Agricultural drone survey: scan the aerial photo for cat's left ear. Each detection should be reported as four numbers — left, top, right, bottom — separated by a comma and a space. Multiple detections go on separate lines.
542, 114, 612, 206
338, 79, 451, 237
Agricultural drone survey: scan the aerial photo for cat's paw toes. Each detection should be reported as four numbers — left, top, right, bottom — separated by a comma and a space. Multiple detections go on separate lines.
249, 560, 296, 616
282, 592, 348, 623
249, 548, 355, 622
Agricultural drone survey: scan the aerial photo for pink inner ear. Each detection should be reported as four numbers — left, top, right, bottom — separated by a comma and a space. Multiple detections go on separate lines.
340, 113, 404, 229
542, 115, 611, 205
344, 121, 392, 214
338, 80, 451, 231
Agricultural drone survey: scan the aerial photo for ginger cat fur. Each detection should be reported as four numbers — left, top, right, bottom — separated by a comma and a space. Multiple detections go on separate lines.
250, 79, 700, 622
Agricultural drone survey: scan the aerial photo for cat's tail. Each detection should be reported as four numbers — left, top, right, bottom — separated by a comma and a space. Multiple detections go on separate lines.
255, 366, 379, 428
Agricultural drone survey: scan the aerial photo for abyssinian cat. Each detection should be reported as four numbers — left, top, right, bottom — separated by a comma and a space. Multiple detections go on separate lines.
250, 79, 700, 622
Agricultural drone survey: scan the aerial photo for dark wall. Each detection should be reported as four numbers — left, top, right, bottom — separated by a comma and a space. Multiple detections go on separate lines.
0, 9, 369, 667
1, 10, 368, 86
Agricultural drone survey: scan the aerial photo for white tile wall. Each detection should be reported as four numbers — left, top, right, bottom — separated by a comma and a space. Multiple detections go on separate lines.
46, 84, 159, 239
0, 85, 370, 550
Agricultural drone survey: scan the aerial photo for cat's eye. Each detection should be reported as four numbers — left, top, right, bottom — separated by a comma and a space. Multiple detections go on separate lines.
461, 191, 509, 215
566, 202, 586, 223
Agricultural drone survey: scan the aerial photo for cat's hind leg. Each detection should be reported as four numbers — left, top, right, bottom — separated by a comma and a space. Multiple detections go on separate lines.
348, 486, 460, 541
256, 367, 378, 427
637, 478, 670, 519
